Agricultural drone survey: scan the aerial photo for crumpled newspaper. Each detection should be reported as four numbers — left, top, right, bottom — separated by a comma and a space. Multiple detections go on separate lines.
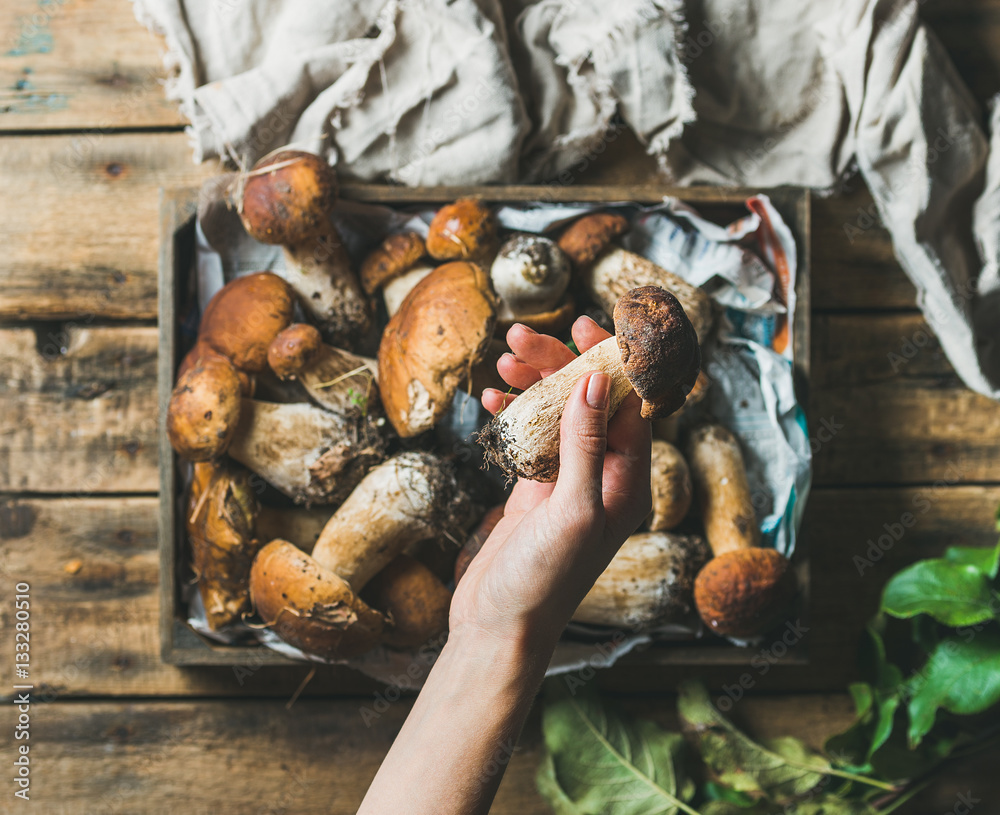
184, 186, 809, 683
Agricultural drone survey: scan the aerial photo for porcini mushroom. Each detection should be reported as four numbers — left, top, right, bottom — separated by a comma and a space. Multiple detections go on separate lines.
425, 198, 499, 265
227, 399, 386, 505
490, 234, 575, 333
198, 272, 296, 373
363, 554, 452, 649
266, 323, 379, 417
648, 440, 693, 531
686, 424, 796, 638
360, 232, 435, 317
186, 460, 261, 629
479, 286, 700, 482
378, 261, 498, 438
559, 213, 714, 343
237, 150, 371, 345
572, 532, 709, 628
177, 340, 254, 397
167, 354, 243, 462
249, 452, 470, 659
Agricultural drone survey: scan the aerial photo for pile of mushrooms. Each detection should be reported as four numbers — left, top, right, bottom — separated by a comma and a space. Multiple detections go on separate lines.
167, 172, 795, 656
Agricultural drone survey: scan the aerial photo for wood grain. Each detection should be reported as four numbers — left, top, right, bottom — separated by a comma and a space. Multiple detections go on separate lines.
0, 0, 185, 130
3, 487, 997, 699
0, 133, 216, 320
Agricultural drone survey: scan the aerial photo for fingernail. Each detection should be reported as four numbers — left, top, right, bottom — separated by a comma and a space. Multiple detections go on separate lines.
586, 373, 610, 410
517, 323, 536, 335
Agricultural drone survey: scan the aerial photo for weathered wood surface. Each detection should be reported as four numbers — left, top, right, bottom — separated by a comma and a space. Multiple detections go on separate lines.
0, 134, 216, 320
0, 694, 992, 815
0, 0, 187, 130
3, 316, 998, 494
3, 487, 997, 699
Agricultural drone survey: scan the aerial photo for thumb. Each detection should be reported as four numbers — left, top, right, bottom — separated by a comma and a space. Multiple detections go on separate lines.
552, 372, 609, 509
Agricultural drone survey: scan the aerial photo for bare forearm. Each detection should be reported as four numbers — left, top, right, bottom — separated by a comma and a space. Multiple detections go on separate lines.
358, 628, 554, 815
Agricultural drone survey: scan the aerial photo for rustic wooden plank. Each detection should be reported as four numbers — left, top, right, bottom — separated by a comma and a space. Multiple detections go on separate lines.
810, 314, 1000, 485
0, 694, 993, 814
3, 488, 998, 698
0, 133, 217, 321
0, 326, 160, 493
0, 0, 185, 130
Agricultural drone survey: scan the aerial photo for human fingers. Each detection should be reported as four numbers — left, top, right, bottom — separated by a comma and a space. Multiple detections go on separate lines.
506, 324, 577, 375
606, 391, 651, 462
496, 352, 542, 391
481, 387, 517, 416
550, 372, 609, 514
570, 315, 612, 354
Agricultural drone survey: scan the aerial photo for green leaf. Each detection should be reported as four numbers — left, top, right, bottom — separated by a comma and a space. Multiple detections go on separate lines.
701, 798, 877, 815
859, 626, 903, 693
944, 544, 1000, 579
906, 630, 1000, 747
703, 782, 757, 807
910, 616, 941, 655
880, 560, 996, 626
678, 681, 828, 801
847, 683, 873, 719
538, 683, 696, 815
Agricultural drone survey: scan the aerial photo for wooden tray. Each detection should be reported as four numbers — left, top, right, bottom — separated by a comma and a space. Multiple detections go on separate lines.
159, 184, 811, 667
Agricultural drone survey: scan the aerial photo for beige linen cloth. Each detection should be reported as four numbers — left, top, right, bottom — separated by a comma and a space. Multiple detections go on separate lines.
135, 0, 1000, 400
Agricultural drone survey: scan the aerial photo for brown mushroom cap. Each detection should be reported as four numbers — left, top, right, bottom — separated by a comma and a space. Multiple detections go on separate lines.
425, 198, 498, 263
199, 272, 296, 373
167, 355, 243, 461
249, 539, 385, 659
360, 232, 426, 294
267, 323, 323, 380
239, 150, 338, 246
558, 213, 628, 268
177, 340, 254, 396
363, 554, 452, 649
378, 261, 498, 437
613, 285, 701, 420
693, 548, 797, 639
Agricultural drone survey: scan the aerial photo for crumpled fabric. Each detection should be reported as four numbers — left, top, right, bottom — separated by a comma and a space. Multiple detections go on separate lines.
135, 0, 1000, 400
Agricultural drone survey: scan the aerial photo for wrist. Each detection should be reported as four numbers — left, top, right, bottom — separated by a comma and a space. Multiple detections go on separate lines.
444, 619, 560, 683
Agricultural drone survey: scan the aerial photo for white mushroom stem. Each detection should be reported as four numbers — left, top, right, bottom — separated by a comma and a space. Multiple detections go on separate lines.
479, 336, 632, 482
297, 344, 378, 416
227, 400, 384, 505
311, 452, 466, 588
584, 247, 713, 342
280, 232, 370, 344
383, 264, 435, 317
572, 532, 708, 627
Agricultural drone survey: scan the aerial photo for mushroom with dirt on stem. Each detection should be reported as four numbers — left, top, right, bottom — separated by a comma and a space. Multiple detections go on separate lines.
686, 423, 797, 638
479, 286, 701, 482
236, 150, 371, 346
378, 261, 498, 438
559, 212, 714, 343
249, 452, 471, 658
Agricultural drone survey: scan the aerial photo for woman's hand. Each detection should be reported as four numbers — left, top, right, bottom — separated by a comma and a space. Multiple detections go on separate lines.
449, 316, 652, 651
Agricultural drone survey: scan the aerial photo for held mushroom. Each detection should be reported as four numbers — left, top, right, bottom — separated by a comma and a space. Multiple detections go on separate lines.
572, 532, 709, 628
266, 323, 379, 417
249, 452, 470, 658
360, 232, 435, 317
686, 424, 796, 638
237, 150, 371, 345
186, 460, 261, 629
648, 440, 693, 531
490, 234, 575, 333
425, 198, 499, 265
378, 261, 498, 437
479, 286, 701, 482
227, 399, 386, 505
559, 213, 714, 343
362, 554, 452, 649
